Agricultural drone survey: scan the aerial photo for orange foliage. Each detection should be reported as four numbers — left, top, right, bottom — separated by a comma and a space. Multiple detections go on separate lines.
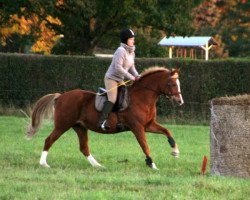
0, 14, 34, 45
31, 15, 62, 54
56, 0, 64, 7
0, 9, 62, 54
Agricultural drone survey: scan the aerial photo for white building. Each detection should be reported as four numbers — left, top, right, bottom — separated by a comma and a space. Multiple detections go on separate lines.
158, 36, 218, 60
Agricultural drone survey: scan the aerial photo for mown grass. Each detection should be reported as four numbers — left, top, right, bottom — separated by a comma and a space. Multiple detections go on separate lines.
0, 116, 249, 200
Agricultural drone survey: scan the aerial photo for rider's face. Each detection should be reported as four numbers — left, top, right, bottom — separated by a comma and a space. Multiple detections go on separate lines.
127, 37, 135, 47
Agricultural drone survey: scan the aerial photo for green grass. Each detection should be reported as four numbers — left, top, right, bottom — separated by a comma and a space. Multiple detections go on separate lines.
0, 116, 249, 200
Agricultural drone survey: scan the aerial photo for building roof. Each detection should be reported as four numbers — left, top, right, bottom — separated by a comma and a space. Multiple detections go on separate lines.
158, 36, 218, 47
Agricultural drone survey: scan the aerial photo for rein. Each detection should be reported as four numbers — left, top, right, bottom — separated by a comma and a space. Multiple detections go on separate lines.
85, 80, 132, 96
86, 74, 181, 98
98, 80, 131, 96
135, 82, 163, 95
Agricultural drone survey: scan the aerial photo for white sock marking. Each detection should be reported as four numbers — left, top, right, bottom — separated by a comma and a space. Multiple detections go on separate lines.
39, 151, 50, 168
87, 154, 103, 167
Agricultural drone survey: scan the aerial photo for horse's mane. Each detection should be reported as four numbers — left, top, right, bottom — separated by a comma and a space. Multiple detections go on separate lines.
140, 66, 170, 78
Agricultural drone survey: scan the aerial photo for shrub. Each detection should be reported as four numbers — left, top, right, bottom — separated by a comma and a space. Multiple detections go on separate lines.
0, 53, 249, 123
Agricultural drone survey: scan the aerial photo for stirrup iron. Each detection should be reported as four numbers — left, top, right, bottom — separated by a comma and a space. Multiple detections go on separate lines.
100, 120, 110, 131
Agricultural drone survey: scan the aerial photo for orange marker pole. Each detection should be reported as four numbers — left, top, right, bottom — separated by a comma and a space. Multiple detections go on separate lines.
201, 155, 208, 176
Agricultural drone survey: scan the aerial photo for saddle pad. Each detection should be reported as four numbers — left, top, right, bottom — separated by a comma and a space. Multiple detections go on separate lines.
95, 95, 107, 112
95, 86, 130, 112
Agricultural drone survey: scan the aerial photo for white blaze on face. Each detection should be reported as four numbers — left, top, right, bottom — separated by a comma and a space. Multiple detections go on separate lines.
176, 79, 184, 105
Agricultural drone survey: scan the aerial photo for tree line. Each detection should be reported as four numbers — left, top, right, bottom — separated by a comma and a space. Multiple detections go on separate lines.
0, 0, 249, 57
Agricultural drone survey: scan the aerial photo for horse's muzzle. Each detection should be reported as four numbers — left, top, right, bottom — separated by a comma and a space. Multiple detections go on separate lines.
171, 96, 184, 106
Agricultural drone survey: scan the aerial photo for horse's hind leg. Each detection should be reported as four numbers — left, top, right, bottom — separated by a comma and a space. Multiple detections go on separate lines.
73, 125, 103, 168
40, 128, 65, 167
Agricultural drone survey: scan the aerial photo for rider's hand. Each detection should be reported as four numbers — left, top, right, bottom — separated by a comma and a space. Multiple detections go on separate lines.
134, 75, 141, 81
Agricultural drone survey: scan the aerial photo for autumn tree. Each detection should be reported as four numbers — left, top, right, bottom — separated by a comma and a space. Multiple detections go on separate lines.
0, 13, 61, 54
1, 0, 202, 56
192, 0, 250, 57
220, 0, 250, 57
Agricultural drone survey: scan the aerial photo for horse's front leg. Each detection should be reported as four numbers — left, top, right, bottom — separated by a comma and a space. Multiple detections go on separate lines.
146, 121, 180, 158
131, 125, 158, 170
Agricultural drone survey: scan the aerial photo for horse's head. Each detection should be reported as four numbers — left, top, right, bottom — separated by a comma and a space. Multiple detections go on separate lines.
134, 66, 184, 106
165, 69, 184, 106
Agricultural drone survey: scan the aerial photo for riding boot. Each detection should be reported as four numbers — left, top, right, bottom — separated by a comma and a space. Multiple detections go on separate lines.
98, 101, 114, 130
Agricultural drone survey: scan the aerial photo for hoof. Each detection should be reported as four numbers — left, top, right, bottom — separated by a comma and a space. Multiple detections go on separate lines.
145, 157, 159, 170
171, 151, 179, 158
39, 160, 50, 168
151, 163, 159, 170
87, 154, 104, 168
95, 165, 106, 171
171, 146, 180, 158
146, 163, 159, 170
40, 162, 50, 168
93, 164, 105, 168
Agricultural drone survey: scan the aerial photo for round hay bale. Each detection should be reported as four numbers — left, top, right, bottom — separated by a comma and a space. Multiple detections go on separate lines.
210, 94, 250, 178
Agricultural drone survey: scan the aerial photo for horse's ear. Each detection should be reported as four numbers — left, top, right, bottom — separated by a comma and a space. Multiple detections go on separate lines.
170, 68, 180, 76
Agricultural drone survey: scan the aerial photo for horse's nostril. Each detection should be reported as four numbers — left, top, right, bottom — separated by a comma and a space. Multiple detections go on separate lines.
179, 101, 184, 106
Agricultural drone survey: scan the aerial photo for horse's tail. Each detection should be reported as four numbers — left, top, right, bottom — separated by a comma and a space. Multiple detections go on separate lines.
26, 93, 61, 140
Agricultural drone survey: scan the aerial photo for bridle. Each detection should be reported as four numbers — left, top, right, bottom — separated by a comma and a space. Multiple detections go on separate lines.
135, 75, 182, 98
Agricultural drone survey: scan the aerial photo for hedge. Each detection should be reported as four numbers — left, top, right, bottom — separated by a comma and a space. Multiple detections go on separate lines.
0, 53, 249, 123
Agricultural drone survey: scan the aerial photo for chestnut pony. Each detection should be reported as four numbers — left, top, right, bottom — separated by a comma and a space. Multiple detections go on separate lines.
27, 67, 184, 170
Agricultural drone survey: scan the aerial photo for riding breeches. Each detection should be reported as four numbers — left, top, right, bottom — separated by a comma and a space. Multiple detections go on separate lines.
104, 77, 124, 104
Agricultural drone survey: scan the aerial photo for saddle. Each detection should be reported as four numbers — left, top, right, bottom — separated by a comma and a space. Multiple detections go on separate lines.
95, 85, 130, 112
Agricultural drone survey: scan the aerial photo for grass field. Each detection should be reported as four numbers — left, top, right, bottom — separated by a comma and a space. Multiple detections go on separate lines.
0, 116, 249, 200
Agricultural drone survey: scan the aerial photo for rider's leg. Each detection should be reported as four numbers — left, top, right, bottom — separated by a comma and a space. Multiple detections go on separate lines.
98, 78, 117, 130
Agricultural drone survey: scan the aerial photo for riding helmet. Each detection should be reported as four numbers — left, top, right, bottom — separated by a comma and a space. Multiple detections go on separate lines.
120, 29, 135, 44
